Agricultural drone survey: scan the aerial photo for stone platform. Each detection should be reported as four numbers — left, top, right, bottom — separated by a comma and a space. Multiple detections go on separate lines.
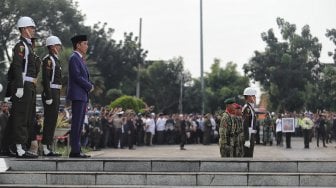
0, 137, 335, 187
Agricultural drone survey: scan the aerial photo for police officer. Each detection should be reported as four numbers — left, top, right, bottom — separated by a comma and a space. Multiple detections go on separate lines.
41, 36, 63, 156
219, 98, 236, 157
242, 87, 257, 158
5, 16, 39, 158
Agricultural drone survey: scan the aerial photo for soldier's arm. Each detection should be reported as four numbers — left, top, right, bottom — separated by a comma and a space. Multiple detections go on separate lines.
42, 57, 52, 99
12, 43, 25, 89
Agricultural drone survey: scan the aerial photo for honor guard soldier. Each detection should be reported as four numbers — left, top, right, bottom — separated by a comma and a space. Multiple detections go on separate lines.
41, 36, 63, 156
219, 98, 236, 157
242, 87, 257, 157
5, 16, 39, 158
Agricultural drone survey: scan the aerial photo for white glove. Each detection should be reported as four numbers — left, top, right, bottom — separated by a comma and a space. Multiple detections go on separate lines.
46, 99, 53, 105
244, 140, 251, 148
15, 88, 24, 98
90, 85, 94, 92
4, 97, 10, 102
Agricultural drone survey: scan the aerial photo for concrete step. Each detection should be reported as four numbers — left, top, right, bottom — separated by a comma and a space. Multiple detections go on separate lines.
1, 171, 336, 186
4, 158, 336, 173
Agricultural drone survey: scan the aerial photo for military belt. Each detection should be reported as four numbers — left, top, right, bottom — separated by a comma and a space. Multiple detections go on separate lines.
50, 83, 62, 89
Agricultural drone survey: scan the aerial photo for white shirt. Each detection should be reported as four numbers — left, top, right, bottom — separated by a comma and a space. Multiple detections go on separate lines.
276, 118, 282, 132
156, 117, 166, 131
146, 118, 156, 135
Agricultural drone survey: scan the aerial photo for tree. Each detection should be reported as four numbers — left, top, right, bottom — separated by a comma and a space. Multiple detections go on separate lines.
140, 57, 191, 113
326, 28, 336, 63
204, 59, 249, 113
244, 18, 321, 112
88, 23, 147, 96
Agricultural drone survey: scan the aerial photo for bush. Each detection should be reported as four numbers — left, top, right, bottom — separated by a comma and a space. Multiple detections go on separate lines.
110, 95, 147, 113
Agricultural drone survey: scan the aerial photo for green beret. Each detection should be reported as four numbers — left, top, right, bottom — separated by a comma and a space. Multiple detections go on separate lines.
224, 98, 235, 104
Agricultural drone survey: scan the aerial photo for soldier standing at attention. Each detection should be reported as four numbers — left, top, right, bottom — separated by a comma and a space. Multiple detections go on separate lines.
233, 103, 244, 157
219, 98, 235, 157
67, 35, 93, 158
262, 113, 273, 146
5, 16, 39, 158
242, 87, 257, 158
41, 36, 63, 156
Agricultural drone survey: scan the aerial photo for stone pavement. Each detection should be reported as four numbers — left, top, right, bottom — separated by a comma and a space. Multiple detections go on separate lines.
89, 137, 336, 160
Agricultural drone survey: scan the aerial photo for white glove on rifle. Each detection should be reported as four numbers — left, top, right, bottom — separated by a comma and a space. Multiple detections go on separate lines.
90, 85, 94, 92
15, 88, 24, 98
46, 99, 53, 105
4, 97, 10, 102
244, 140, 251, 148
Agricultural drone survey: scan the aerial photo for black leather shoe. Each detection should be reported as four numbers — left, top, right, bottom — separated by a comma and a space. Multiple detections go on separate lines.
69, 152, 91, 158
43, 151, 62, 157
16, 151, 38, 158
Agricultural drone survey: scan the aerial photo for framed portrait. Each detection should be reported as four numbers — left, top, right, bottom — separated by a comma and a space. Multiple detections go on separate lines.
282, 118, 295, 133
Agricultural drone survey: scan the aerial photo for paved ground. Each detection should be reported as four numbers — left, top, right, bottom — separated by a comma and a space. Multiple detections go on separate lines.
89, 137, 336, 160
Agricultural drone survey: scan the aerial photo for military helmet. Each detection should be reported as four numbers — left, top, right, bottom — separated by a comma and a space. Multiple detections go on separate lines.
46, 36, 62, 46
17, 16, 36, 28
243, 87, 257, 96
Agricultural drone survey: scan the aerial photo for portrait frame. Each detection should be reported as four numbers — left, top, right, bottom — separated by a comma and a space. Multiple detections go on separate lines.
282, 118, 295, 133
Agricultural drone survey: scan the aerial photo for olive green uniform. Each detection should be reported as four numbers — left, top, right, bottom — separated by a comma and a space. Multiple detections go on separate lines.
233, 115, 244, 157
219, 112, 234, 157
6, 37, 40, 145
41, 53, 62, 145
262, 116, 273, 145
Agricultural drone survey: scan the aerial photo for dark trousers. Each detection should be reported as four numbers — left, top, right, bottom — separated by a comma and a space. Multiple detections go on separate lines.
180, 132, 186, 148
127, 132, 134, 149
243, 133, 255, 157
102, 125, 112, 148
10, 82, 35, 145
113, 128, 123, 148
42, 89, 60, 145
303, 129, 310, 148
136, 129, 144, 146
70, 100, 86, 153
145, 132, 152, 146
156, 131, 164, 145
317, 130, 326, 147
285, 132, 291, 148
276, 132, 283, 146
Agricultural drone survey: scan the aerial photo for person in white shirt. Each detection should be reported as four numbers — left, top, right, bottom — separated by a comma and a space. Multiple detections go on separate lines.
156, 113, 166, 144
144, 113, 155, 146
275, 114, 283, 146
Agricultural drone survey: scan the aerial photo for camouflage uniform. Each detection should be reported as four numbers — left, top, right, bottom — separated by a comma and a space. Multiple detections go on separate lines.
234, 115, 244, 157
219, 112, 234, 157
262, 115, 273, 145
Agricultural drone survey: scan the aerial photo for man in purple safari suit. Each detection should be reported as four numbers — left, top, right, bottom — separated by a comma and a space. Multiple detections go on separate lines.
67, 35, 93, 158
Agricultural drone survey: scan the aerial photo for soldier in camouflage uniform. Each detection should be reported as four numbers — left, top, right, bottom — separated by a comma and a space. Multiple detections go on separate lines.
262, 113, 273, 146
233, 103, 244, 157
219, 98, 236, 157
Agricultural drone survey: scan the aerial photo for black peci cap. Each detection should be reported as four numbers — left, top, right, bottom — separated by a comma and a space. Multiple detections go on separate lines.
71, 35, 87, 45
